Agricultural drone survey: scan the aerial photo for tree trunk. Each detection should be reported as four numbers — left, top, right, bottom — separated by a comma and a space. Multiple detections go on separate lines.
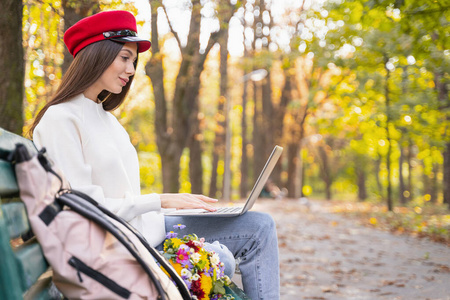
407, 138, 413, 202
252, 79, 264, 181
146, 1, 185, 192
357, 167, 367, 201
208, 3, 235, 198
298, 148, 305, 197
251, 0, 265, 189
422, 160, 430, 202
61, 0, 100, 74
187, 71, 203, 194
186, 64, 204, 194
375, 154, 383, 198
261, 74, 273, 158
384, 55, 393, 211
355, 154, 367, 201
240, 0, 251, 199
0, 0, 24, 134
161, 150, 183, 193
399, 144, 406, 204
431, 163, 438, 203
317, 145, 332, 200
433, 68, 450, 208
240, 80, 249, 198
271, 67, 291, 188
209, 150, 220, 198
434, 70, 450, 205
219, 25, 230, 201
286, 143, 299, 198
147, 0, 221, 192
188, 133, 203, 194
285, 57, 311, 198
444, 142, 450, 206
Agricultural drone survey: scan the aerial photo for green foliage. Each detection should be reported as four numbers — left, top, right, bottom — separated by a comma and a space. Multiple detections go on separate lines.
295, 0, 449, 204
22, 0, 449, 204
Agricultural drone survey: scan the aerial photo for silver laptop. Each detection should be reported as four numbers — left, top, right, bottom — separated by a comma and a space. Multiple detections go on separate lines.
165, 145, 283, 217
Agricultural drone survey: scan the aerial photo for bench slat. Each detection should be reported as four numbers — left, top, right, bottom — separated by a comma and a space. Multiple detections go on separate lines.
0, 128, 36, 159
23, 271, 53, 300
15, 243, 49, 291
0, 160, 18, 196
1, 202, 30, 239
0, 213, 27, 299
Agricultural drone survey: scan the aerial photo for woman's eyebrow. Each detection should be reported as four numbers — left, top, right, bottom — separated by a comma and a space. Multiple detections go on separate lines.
121, 48, 137, 59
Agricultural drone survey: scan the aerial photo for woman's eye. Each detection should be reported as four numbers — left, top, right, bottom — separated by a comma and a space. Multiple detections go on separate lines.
121, 56, 129, 61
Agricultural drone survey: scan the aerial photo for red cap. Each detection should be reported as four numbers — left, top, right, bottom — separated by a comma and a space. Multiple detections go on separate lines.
64, 10, 151, 57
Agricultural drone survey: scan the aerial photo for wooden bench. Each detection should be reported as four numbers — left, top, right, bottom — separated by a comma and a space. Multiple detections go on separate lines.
0, 127, 249, 300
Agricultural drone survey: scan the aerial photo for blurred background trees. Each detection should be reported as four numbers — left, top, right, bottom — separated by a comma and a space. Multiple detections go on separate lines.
2, 0, 449, 211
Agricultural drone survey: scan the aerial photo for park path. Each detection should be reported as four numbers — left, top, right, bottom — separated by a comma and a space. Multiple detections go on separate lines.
252, 198, 450, 300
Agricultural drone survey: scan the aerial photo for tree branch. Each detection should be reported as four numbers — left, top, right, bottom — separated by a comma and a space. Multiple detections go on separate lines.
162, 3, 182, 50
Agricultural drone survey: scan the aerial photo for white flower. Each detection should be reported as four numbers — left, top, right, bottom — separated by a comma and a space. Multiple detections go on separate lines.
191, 253, 201, 264
181, 268, 192, 279
192, 273, 200, 281
210, 253, 220, 266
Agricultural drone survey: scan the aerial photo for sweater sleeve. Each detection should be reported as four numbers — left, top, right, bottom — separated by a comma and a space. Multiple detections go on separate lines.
33, 106, 161, 222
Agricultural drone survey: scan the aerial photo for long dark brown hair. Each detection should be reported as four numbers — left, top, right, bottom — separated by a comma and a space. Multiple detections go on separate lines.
29, 40, 138, 137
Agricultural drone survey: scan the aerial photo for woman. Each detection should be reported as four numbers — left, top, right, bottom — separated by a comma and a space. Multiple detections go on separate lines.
31, 10, 279, 300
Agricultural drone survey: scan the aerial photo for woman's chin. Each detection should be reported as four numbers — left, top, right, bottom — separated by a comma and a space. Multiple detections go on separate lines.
107, 88, 123, 95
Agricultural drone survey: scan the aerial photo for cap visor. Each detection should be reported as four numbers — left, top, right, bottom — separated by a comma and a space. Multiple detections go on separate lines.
110, 36, 151, 52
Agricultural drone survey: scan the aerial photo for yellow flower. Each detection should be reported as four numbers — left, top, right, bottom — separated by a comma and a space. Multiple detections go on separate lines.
200, 250, 208, 261
171, 238, 183, 248
200, 251, 210, 269
169, 261, 183, 275
200, 273, 213, 299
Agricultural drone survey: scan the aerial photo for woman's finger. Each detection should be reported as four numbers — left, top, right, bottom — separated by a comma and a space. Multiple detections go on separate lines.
191, 194, 218, 203
161, 193, 217, 211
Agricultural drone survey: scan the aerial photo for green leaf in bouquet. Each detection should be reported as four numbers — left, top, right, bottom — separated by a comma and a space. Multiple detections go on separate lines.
213, 281, 226, 295
163, 253, 175, 260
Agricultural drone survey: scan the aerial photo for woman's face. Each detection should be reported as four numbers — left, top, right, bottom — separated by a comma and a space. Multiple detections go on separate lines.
90, 43, 138, 96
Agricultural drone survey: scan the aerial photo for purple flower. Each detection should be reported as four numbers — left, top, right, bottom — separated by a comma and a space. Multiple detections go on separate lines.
181, 260, 194, 270
179, 244, 190, 252
218, 264, 225, 277
173, 224, 186, 230
183, 279, 192, 290
165, 231, 178, 239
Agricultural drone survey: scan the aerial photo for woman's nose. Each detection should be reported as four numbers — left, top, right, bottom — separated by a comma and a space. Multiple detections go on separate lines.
126, 61, 135, 75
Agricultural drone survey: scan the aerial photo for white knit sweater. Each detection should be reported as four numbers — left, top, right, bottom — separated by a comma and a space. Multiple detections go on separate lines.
33, 94, 166, 246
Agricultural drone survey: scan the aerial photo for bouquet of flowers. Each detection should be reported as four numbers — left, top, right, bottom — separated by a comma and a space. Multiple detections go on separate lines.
162, 224, 234, 300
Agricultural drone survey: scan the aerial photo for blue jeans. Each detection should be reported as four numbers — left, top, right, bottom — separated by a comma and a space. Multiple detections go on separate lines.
160, 211, 280, 300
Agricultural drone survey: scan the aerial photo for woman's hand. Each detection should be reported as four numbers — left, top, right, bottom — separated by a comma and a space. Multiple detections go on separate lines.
160, 193, 218, 211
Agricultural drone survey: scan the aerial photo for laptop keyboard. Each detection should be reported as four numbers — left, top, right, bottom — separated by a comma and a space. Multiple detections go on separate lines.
212, 207, 242, 214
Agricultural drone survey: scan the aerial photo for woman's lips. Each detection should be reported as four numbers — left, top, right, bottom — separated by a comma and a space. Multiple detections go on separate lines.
119, 78, 128, 86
